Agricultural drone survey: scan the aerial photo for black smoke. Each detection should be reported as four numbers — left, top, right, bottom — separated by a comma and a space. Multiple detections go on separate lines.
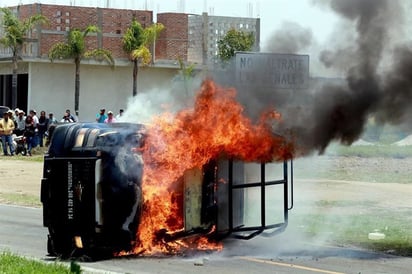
296, 0, 410, 153
213, 0, 412, 155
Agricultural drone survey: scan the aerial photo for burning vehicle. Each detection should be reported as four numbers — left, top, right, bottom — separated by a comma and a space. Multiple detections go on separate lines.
41, 80, 295, 259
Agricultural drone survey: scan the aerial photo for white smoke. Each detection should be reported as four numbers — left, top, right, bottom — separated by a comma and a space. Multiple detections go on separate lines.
117, 76, 203, 125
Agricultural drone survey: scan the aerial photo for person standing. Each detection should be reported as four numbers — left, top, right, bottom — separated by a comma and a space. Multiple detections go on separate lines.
0, 110, 16, 156
14, 108, 20, 118
14, 110, 26, 136
29, 110, 39, 148
48, 112, 58, 126
29, 109, 39, 127
66, 109, 77, 122
24, 115, 36, 156
116, 109, 124, 119
96, 108, 107, 123
60, 112, 74, 123
104, 111, 116, 123
37, 110, 49, 147
45, 113, 58, 147
8, 109, 17, 128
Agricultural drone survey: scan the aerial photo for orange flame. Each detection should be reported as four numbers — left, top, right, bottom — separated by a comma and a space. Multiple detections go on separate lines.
132, 79, 293, 255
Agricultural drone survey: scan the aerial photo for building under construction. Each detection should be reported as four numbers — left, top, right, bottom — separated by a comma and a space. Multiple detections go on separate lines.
0, 3, 260, 118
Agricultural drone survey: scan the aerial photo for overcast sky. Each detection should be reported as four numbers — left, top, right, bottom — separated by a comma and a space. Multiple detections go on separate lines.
1, 0, 339, 50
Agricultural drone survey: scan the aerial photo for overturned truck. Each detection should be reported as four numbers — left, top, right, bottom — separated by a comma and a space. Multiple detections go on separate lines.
41, 122, 294, 258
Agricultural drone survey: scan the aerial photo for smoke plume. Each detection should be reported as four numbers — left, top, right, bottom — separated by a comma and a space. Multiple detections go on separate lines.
123, 0, 412, 157
264, 21, 313, 54
216, 0, 412, 155
294, 0, 410, 153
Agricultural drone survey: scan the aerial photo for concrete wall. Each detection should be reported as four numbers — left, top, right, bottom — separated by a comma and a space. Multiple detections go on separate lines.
28, 62, 178, 122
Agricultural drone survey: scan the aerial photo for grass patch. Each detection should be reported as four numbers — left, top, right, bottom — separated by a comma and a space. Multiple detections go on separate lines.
0, 192, 41, 207
1, 154, 44, 162
312, 199, 376, 208
298, 211, 412, 256
1, 146, 47, 162
295, 144, 412, 183
296, 165, 412, 184
325, 143, 412, 158
0, 251, 81, 273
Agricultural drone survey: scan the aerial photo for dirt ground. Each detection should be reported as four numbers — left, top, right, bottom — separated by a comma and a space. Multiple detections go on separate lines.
0, 160, 43, 199
293, 156, 412, 209
1, 156, 412, 209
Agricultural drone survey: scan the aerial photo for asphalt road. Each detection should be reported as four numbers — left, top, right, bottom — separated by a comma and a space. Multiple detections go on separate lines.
1, 204, 412, 274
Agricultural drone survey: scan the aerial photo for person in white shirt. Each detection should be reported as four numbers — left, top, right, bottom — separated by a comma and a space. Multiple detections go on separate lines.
29, 110, 39, 147
60, 112, 74, 123
14, 110, 26, 136
116, 109, 124, 119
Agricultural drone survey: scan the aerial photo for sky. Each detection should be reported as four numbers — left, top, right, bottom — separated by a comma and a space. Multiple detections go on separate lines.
1, 0, 340, 51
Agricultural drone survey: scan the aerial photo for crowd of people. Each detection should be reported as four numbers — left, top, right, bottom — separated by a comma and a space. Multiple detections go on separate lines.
0, 107, 124, 156
95, 108, 123, 123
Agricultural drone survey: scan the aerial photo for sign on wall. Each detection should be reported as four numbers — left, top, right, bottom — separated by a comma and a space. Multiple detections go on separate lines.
235, 52, 310, 89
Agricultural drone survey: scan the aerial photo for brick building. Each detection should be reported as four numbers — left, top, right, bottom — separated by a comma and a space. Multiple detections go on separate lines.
3, 3, 153, 60
155, 13, 189, 62
0, 4, 260, 118
156, 12, 260, 65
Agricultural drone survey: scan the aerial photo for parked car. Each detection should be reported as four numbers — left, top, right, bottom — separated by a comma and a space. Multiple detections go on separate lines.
0, 106, 10, 119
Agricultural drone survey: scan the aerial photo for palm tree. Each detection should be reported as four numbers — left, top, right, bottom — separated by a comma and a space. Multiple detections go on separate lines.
178, 58, 196, 97
48, 25, 114, 117
122, 19, 164, 96
0, 7, 48, 109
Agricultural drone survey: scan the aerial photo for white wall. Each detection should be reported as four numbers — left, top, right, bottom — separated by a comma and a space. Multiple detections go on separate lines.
28, 62, 179, 122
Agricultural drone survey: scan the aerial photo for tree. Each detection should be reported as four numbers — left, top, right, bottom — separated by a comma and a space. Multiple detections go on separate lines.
217, 28, 255, 62
48, 25, 114, 117
122, 19, 164, 96
0, 7, 48, 109
177, 58, 196, 96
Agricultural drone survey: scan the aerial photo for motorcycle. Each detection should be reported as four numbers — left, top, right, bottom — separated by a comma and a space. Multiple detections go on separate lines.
13, 134, 27, 156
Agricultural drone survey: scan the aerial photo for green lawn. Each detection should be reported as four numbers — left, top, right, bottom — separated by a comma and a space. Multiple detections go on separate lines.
0, 251, 81, 274
326, 142, 412, 158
